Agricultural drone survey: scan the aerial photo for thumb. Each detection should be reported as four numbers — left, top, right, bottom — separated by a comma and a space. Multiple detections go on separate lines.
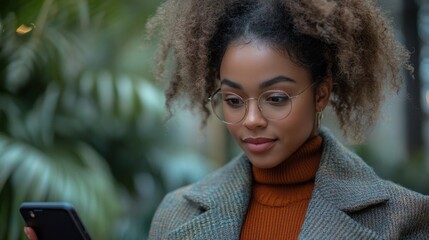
24, 227, 38, 240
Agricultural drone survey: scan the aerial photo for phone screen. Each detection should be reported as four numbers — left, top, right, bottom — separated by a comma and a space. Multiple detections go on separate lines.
20, 202, 91, 240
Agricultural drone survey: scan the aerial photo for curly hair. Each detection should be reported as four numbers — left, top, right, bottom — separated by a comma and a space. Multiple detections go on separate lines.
145, 0, 411, 142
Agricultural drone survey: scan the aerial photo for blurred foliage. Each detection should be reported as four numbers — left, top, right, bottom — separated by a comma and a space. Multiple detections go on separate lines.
0, 0, 194, 239
353, 144, 429, 195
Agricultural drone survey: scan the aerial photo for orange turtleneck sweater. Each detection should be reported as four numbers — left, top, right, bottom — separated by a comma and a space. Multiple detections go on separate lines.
240, 136, 322, 239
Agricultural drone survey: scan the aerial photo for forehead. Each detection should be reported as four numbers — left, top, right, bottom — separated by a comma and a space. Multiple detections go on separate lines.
219, 41, 312, 90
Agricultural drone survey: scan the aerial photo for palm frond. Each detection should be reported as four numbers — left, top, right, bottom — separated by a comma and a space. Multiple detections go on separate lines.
0, 133, 120, 239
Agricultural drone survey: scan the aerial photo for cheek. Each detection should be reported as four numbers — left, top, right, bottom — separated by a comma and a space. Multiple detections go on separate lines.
278, 98, 316, 132
288, 105, 314, 126
226, 125, 240, 139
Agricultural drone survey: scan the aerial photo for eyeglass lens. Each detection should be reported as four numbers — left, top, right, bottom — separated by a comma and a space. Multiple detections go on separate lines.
210, 90, 293, 124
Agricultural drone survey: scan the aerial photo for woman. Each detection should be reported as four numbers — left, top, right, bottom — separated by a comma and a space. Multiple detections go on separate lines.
146, 0, 429, 239
25, 0, 429, 239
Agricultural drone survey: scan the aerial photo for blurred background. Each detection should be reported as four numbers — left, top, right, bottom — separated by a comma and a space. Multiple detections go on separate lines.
0, 0, 428, 239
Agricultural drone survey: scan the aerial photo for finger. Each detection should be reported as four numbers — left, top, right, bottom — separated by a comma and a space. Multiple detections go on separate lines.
24, 227, 38, 240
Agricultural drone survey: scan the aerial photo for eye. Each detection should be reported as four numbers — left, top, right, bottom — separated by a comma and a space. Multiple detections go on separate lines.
223, 93, 244, 108
263, 92, 290, 105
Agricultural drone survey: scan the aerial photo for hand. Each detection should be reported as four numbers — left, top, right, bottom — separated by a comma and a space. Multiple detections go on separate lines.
24, 227, 38, 240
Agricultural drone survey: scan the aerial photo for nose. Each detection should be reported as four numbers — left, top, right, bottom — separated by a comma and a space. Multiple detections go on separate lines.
242, 99, 267, 129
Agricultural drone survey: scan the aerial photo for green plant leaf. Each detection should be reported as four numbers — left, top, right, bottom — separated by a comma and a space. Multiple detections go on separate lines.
0, 134, 120, 239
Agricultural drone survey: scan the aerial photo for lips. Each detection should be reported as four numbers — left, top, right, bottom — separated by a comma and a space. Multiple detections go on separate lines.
242, 137, 276, 153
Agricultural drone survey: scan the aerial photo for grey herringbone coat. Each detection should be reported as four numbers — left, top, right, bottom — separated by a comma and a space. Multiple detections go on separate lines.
149, 129, 429, 239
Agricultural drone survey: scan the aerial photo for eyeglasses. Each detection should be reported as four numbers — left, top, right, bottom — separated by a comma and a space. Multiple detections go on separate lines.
208, 82, 317, 125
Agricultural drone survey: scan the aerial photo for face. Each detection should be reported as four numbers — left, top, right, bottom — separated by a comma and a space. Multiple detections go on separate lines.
219, 41, 326, 169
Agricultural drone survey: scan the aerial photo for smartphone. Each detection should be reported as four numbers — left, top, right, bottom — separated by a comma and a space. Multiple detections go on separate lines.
19, 202, 91, 240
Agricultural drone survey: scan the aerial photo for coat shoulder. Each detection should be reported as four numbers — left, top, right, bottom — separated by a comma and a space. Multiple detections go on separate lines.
317, 128, 429, 239
148, 154, 251, 239
148, 185, 195, 239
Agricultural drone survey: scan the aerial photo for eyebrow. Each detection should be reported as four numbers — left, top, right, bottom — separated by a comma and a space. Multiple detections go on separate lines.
220, 79, 242, 89
259, 76, 296, 88
220, 76, 296, 89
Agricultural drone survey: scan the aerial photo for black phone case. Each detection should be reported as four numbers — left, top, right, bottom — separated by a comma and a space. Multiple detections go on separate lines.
19, 202, 91, 240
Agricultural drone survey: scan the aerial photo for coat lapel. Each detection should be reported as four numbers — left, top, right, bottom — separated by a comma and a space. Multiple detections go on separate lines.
299, 193, 384, 240
165, 155, 253, 240
299, 129, 390, 240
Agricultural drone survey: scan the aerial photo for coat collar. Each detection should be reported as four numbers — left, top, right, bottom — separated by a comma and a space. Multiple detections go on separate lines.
299, 129, 389, 239
166, 154, 253, 239
314, 128, 389, 212
167, 128, 389, 239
